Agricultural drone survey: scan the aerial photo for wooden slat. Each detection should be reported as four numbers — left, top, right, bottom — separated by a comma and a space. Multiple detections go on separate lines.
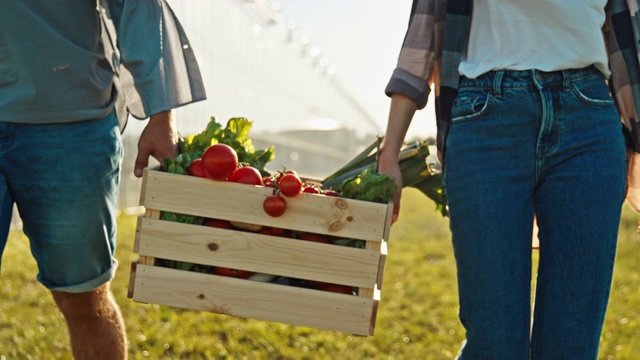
358, 239, 382, 298
133, 265, 378, 336
137, 218, 381, 288
127, 260, 138, 299
140, 169, 388, 241
376, 241, 388, 290
382, 201, 394, 241
138, 209, 160, 266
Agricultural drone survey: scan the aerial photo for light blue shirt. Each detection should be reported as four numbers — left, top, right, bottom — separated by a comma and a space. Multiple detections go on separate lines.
0, 0, 206, 128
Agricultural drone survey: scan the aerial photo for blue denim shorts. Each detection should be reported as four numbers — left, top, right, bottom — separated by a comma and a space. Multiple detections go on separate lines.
0, 112, 123, 293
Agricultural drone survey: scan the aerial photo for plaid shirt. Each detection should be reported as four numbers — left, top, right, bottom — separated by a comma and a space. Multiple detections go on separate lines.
386, 0, 640, 153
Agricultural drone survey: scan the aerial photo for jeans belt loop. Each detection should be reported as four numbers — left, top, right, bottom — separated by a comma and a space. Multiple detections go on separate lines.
492, 70, 504, 98
561, 69, 571, 91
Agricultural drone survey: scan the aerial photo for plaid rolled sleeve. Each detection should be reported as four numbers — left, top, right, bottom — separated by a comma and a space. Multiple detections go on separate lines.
385, 0, 446, 110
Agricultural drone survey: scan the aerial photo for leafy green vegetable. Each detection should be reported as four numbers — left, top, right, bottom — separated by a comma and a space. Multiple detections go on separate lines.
164, 117, 275, 176
323, 137, 448, 216
159, 211, 204, 226
339, 165, 397, 204
156, 259, 211, 273
333, 238, 365, 248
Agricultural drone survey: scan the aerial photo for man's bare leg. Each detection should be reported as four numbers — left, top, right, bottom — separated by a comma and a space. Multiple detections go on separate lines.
52, 282, 127, 360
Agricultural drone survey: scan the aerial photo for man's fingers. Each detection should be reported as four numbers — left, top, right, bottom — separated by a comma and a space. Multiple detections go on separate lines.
134, 151, 150, 178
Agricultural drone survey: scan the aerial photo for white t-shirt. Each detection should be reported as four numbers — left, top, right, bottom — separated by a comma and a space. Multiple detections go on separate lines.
459, 0, 610, 79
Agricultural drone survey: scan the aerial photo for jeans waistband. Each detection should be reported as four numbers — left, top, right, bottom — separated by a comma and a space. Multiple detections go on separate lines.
459, 65, 605, 93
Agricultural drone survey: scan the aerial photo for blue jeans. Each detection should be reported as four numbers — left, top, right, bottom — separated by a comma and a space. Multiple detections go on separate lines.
443, 66, 627, 359
0, 112, 122, 293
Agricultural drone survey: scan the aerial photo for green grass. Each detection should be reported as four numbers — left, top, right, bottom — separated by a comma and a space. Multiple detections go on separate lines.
1, 188, 639, 359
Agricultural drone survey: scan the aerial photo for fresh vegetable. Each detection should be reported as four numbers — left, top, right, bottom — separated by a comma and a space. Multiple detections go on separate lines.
319, 283, 355, 295
333, 238, 365, 248
297, 232, 333, 244
322, 189, 339, 197
339, 165, 397, 204
322, 137, 447, 216
201, 143, 238, 180
248, 273, 277, 282
156, 259, 210, 273
262, 176, 276, 188
187, 158, 207, 178
263, 195, 287, 217
307, 280, 355, 295
302, 186, 320, 194
269, 227, 288, 237
229, 221, 263, 232
160, 211, 203, 225
278, 173, 302, 197
165, 117, 275, 176
213, 267, 254, 279
228, 166, 263, 186
259, 226, 289, 237
203, 218, 233, 229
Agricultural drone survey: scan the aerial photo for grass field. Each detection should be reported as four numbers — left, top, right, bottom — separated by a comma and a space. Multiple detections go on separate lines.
1, 187, 639, 359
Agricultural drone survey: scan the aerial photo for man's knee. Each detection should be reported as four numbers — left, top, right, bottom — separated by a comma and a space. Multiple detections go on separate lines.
51, 282, 114, 318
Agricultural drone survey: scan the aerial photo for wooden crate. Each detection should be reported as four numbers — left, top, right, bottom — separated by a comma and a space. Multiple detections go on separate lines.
128, 168, 393, 336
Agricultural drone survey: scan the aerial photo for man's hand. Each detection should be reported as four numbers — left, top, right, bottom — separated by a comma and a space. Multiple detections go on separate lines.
134, 110, 179, 178
626, 152, 640, 213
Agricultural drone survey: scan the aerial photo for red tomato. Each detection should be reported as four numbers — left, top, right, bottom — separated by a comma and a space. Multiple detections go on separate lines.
202, 219, 233, 229
307, 281, 354, 295
270, 227, 288, 237
263, 195, 287, 217
213, 267, 254, 279
187, 158, 207, 178
322, 190, 339, 197
228, 166, 263, 186
320, 283, 355, 295
297, 232, 332, 244
278, 173, 302, 197
284, 169, 298, 176
258, 226, 289, 237
302, 186, 320, 194
262, 176, 276, 188
201, 144, 238, 180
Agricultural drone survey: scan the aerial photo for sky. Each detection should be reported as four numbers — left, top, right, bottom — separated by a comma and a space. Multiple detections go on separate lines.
273, 0, 437, 140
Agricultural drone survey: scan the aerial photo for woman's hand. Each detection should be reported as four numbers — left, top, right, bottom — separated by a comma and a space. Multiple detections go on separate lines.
134, 110, 179, 177
378, 150, 403, 223
378, 94, 419, 223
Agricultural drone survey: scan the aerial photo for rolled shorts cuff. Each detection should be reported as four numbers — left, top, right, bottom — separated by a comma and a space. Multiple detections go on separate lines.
41, 260, 119, 294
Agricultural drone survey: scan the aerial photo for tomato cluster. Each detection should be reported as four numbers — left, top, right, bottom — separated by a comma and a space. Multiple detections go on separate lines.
187, 143, 263, 185
261, 170, 341, 217
186, 144, 340, 218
